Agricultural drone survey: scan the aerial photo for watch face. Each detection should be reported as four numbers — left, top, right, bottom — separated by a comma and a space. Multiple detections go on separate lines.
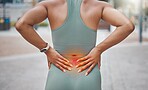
41, 49, 47, 52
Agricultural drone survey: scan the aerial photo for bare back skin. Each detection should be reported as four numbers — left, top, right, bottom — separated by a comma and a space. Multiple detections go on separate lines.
41, 0, 105, 31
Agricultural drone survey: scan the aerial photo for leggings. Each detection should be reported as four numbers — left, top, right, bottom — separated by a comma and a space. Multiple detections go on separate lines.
45, 63, 101, 90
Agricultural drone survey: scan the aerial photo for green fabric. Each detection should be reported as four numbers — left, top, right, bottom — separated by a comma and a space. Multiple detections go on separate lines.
51, 0, 97, 55
45, 64, 101, 90
45, 0, 101, 90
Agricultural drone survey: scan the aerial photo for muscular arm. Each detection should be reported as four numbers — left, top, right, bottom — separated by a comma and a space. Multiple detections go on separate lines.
15, 1, 49, 51
15, 1, 72, 71
95, 3, 135, 53
75, 3, 135, 75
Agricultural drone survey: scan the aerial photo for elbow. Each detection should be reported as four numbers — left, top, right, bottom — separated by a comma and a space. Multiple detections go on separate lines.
15, 19, 30, 31
15, 19, 26, 32
125, 21, 135, 32
15, 19, 24, 31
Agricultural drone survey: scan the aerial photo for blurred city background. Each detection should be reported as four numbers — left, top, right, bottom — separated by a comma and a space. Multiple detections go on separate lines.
0, 0, 148, 90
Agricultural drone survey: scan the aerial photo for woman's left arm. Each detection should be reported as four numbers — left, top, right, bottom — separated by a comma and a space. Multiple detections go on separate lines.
76, 2, 135, 76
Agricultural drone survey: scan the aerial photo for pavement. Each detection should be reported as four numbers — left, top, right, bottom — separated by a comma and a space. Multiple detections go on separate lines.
101, 43, 148, 90
0, 27, 53, 57
0, 27, 148, 90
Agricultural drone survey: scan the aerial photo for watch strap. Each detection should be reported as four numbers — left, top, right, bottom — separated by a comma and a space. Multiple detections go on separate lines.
40, 43, 50, 52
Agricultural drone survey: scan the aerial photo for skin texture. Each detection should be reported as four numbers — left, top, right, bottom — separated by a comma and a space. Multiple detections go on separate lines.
15, 0, 135, 76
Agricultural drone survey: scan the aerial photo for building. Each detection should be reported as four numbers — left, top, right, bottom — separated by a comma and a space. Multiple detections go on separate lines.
0, 0, 42, 21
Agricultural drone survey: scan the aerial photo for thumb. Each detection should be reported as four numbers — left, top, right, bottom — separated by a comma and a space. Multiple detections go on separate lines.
98, 61, 101, 69
48, 61, 52, 69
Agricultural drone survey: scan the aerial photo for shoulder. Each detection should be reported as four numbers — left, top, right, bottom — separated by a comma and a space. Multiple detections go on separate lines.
94, 1, 113, 9
94, 1, 115, 16
90, 1, 113, 12
36, 0, 65, 8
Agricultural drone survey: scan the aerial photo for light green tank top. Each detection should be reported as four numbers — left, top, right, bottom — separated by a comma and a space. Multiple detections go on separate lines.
51, 0, 97, 57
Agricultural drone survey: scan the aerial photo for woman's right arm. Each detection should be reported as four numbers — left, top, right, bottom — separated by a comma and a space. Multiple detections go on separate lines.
15, 1, 72, 72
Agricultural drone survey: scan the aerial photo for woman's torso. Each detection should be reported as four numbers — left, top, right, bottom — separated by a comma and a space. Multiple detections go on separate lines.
45, 0, 102, 89
51, 0, 97, 66
43, 0, 104, 70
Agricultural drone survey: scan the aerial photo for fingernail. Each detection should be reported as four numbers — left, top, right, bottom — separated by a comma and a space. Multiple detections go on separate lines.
78, 69, 81, 73
68, 68, 71, 71
63, 69, 66, 72
85, 72, 88, 76
70, 64, 73, 67
76, 65, 78, 68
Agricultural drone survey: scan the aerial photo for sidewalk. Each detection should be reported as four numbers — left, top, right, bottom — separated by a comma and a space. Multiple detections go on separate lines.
101, 43, 148, 90
0, 27, 53, 57
0, 27, 148, 90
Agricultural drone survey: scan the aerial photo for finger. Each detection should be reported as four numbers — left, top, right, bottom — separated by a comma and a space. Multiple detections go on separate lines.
56, 60, 72, 71
59, 55, 70, 63
97, 60, 101, 69
98, 62, 101, 69
85, 63, 96, 76
78, 61, 94, 73
48, 61, 52, 69
58, 58, 73, 67
77, 55, 90, 62
54, 63, 66, 72
76, 59, 92, 68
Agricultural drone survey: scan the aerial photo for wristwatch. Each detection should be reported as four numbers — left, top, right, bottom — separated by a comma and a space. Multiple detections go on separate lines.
40, 43, 51, 53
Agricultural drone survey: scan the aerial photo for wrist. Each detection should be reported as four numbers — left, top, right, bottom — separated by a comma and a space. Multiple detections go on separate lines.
94, 46, 103, 54
44, 46, 52, 55
40, 42, 51, 53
